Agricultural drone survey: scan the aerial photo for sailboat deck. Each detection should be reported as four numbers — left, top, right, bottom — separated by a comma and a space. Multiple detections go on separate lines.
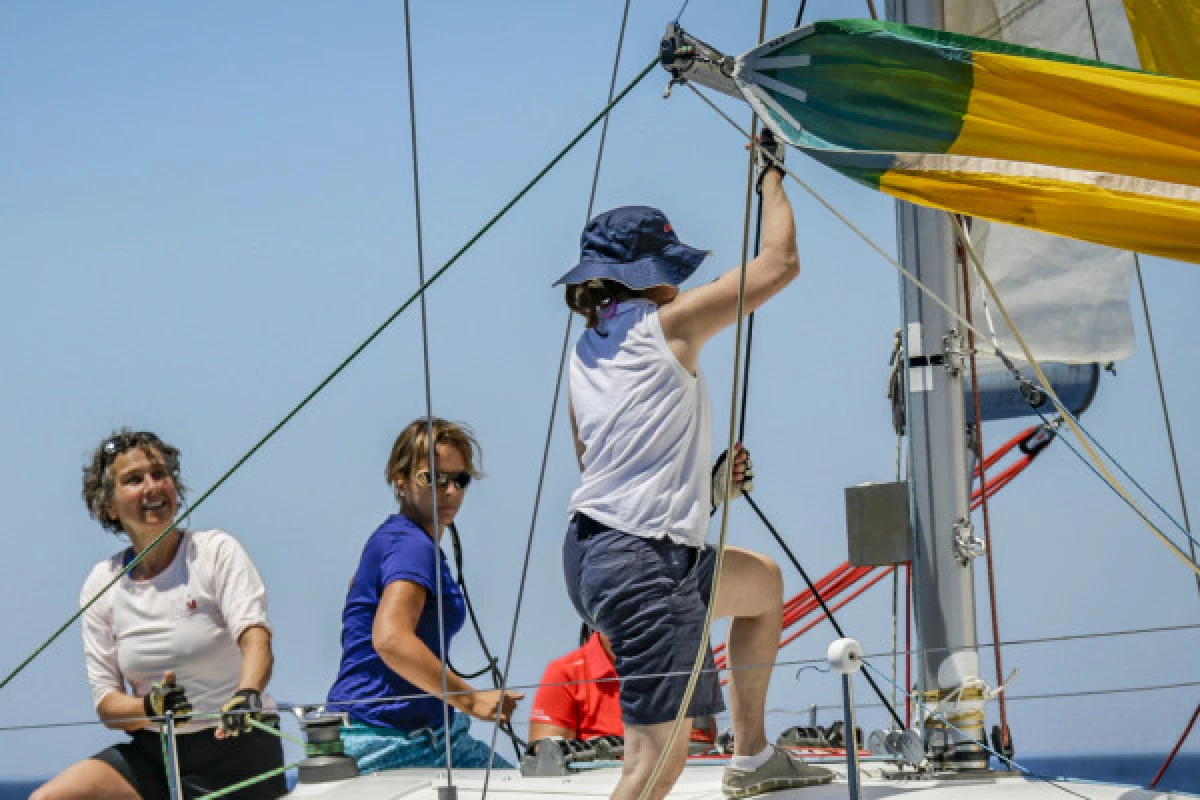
285, 762, 1194, 799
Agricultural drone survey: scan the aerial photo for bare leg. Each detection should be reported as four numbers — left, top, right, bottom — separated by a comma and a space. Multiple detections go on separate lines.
613, 720, 693, 800
31, 758, 141, 800
711, 546, 784, 757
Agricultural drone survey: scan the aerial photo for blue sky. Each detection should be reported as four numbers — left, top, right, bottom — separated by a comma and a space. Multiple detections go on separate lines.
1, 0, 1197, 779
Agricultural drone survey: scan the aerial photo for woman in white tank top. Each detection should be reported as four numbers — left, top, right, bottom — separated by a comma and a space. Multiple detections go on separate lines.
554, 132, 833, 800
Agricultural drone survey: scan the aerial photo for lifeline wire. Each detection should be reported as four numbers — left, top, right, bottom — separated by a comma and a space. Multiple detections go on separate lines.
481, 2, 635, 791
401, 0, 457, 777
5, 622, 1197, 736
0, 53, 662, 698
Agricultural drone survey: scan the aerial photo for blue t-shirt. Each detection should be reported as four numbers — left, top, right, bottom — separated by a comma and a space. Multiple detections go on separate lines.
327, 514, 467, 730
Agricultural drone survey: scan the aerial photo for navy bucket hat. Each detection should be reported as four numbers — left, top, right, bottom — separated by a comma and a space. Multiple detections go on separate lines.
554, 206, 709, 290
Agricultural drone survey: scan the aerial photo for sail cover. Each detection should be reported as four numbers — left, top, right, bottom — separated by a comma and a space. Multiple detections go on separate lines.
734, 18, 1200, 266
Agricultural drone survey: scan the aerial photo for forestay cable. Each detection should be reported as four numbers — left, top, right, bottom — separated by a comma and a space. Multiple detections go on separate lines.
0, 53, 660, 697
481, 2, 635, 791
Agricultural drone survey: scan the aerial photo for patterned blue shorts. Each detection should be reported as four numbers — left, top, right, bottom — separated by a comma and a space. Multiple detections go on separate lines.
342, 712, 514, 773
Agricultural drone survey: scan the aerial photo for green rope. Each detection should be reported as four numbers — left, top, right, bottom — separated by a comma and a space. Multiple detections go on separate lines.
0, 52, 660, 695
194, 760, 305, 800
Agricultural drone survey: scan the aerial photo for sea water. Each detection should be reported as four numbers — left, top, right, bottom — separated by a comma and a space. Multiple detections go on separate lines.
2, 753, 1198, 798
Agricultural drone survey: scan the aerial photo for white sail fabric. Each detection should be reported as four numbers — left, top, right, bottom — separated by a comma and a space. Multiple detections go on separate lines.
944, 0, 1138, 364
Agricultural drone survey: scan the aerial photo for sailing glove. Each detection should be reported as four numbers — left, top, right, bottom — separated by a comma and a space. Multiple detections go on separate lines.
754, 127, 786, 193
219, 688, 264, 737
711, 444, 754, 513
144, 677, 192, 723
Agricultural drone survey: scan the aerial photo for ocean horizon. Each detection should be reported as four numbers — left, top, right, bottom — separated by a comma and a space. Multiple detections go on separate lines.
3, 752, 1197, 798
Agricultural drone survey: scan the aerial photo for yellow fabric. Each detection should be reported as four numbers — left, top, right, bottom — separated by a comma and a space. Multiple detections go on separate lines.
1123, 0, 1200, 79
948, 52, 1200, 188
877, 168, 1200, 265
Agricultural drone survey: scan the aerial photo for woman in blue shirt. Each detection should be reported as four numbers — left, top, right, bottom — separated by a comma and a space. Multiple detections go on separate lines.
328, 418, 521, 772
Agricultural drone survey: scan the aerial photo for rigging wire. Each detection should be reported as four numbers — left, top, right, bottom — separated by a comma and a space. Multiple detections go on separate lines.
956, 221, 1011, 748
0, 51, 661, 699
1082, 0, 1198, 597
953, 218, 1200, 577
480, 1, 635, 788
400, 0, 457, 777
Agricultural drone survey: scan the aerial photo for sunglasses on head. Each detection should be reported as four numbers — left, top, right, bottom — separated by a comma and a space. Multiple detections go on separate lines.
414, 469, 472, 491
100, 431, 164, 468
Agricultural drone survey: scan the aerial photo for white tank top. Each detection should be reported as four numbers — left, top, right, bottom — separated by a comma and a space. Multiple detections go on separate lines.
568, 299, 713, 547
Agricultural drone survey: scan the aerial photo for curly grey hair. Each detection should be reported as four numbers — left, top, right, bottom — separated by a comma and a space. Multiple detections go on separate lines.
82, 429, 187, 535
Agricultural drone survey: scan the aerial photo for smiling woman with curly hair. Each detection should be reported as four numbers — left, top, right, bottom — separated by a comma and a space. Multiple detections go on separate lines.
33, 429, 286, 800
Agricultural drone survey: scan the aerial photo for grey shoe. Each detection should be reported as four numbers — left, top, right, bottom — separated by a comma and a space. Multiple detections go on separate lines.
722, 746, 834, 798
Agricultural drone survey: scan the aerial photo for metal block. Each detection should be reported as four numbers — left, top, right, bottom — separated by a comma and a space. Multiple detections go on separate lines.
844, 482, 912, 566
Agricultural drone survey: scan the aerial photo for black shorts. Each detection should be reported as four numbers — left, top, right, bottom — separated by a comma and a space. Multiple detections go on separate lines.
563, 513, 726, 726
92, 725, 287, 800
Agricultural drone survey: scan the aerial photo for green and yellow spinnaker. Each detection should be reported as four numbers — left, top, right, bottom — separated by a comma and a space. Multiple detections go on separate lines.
735, 19, 1200, 264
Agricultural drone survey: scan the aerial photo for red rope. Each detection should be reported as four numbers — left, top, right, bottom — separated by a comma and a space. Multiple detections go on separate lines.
717, 567, 894, 686
1150, 702, 1200, 788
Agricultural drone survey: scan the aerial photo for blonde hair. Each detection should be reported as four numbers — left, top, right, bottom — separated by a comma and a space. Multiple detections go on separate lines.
385, 418, 483, 499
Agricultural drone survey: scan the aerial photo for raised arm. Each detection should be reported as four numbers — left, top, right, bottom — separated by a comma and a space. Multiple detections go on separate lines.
374, 580, 522, 722
658, 168, 797, 373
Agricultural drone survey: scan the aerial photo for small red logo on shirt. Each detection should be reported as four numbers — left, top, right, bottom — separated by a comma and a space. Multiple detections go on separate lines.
186, 599, 197, 612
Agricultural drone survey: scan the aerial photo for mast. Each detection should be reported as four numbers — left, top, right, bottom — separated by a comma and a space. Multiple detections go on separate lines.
888, 0, 989, 773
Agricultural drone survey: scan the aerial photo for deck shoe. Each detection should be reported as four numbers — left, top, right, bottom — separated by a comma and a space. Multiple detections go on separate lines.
721, 746, 834, 797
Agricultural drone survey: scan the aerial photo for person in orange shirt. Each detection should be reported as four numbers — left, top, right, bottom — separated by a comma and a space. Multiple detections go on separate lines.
529, 626, 716, 747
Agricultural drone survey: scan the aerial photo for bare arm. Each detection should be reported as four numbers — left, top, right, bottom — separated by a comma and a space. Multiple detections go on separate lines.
658, 170, 798, 373
235, 625, 273, 692
97, 690, 154, 732
374, 580, 522, 722
569, 398, 585, 472
529, 721, 576, 741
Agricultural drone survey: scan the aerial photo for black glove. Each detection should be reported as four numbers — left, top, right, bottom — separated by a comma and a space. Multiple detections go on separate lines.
219, 688, 264, 737
143, 677, 192, 723
755, 127, 786, 193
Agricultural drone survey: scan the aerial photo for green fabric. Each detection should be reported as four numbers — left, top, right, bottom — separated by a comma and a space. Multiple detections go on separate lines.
754, 21, 973, 154
744, 18, 1147, 158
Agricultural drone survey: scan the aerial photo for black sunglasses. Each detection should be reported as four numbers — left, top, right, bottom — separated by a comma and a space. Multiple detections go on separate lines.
414, 470, 473, 491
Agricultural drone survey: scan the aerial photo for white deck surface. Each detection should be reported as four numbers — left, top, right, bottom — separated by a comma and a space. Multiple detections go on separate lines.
286, 762, 1194, 800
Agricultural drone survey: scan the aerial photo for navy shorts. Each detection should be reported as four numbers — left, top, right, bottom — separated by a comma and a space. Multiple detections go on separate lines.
563, 513, 726, 726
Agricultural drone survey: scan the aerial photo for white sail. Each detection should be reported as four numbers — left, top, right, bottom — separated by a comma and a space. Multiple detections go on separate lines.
944, 0, 1139, 365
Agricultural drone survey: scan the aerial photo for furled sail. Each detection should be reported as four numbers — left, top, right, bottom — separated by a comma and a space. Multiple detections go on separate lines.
734, 19, 1200, 265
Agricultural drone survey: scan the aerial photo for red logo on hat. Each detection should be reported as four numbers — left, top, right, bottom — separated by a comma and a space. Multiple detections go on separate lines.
664, 223, 673, 233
